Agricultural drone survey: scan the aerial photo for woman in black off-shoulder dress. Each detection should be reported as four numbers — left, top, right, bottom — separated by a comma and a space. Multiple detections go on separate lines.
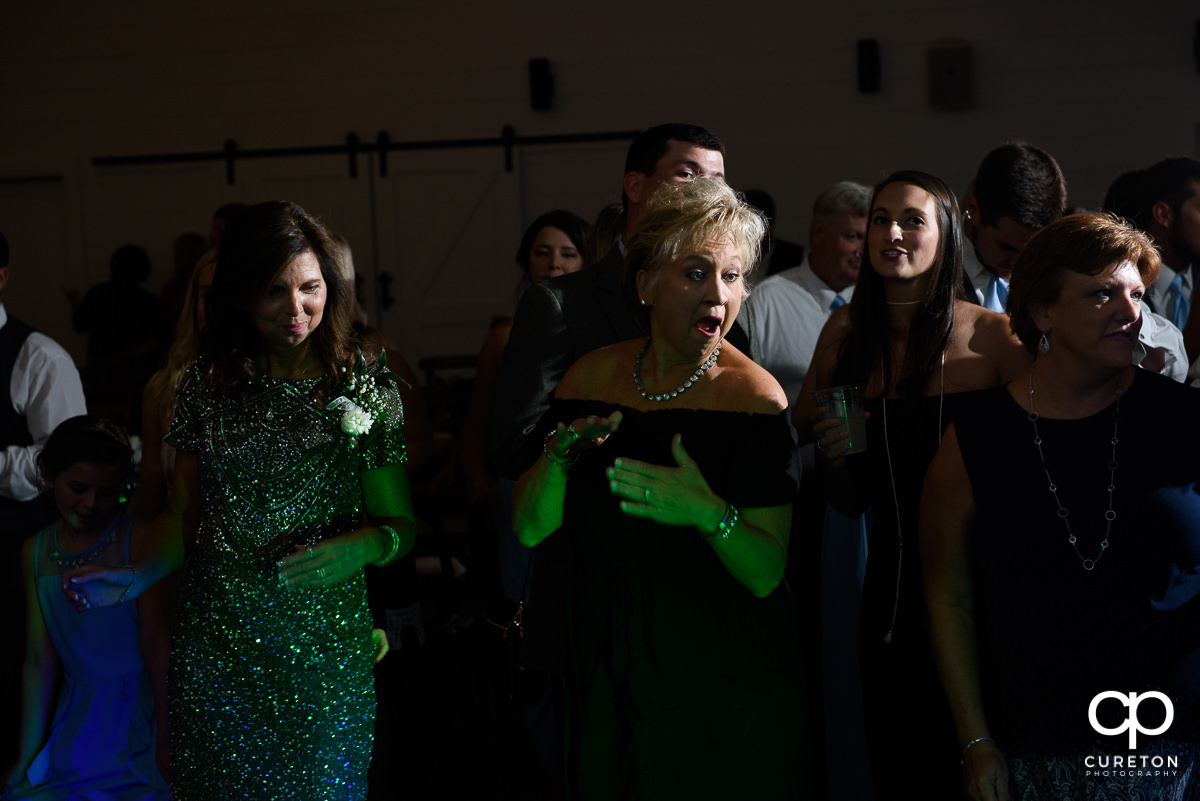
514, 177, 806, 800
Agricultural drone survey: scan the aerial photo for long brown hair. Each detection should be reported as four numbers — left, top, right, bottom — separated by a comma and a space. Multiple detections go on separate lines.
833, 170, 963, 398
203, 201, 358, 396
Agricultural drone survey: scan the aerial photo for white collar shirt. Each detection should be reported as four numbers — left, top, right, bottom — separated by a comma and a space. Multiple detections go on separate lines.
963, 245, 1008, 312
0, 303, 88, 501
1146, 262, 1193, 323
748, 256, 853, 405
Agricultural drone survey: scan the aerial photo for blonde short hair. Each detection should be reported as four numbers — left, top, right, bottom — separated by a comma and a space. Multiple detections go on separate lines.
623, 176, 765, 329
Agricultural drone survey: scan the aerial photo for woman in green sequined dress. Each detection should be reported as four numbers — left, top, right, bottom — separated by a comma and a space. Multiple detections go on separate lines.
64, 201, 416, 800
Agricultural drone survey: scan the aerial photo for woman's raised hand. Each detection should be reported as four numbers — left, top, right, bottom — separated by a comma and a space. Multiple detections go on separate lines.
606, 434, 722, 530
62, 565, 136, 612
548, 411, 623, 462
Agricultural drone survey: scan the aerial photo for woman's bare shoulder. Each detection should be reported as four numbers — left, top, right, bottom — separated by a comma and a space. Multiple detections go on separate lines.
953, 300, 1032, 381
557, 339, 641, 400
717, 343, 788, 415
955, 301, 1012, 347
822, 304, 853, 341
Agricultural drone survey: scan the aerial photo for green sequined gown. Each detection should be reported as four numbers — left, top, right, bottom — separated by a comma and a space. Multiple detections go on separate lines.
165, 363, 405, 800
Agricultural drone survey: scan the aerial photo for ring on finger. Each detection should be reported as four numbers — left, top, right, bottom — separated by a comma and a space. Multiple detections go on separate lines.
566, 425, 580, 442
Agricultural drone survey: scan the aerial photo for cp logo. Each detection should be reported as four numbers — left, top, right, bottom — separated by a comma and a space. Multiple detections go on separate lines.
1088, 691, 1174, 749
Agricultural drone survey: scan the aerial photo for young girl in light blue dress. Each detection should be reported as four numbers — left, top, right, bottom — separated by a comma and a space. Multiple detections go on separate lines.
3, 416, 170, 801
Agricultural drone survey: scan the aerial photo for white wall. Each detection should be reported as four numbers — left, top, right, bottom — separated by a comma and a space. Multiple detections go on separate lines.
1, 0, 1197, 365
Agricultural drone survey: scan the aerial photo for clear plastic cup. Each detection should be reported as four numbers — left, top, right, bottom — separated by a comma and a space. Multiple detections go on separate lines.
812, 384, 867, 455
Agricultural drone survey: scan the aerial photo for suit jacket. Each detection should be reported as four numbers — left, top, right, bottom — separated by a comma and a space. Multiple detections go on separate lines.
490, 247, 640, 479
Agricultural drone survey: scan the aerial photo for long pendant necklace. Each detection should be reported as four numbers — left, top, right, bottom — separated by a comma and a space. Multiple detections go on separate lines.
1027, 369, 1122, 571
880, 351, 944, 643
634, 338, 721, 402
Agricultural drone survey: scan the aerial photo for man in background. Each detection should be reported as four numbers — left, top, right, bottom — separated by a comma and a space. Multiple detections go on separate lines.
1130, 157, 1200, 362
0, 230, 87, 760
748, 180, 869, 405
961, 142, 1065, 312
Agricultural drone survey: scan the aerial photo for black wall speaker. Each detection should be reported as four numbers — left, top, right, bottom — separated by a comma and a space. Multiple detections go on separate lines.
529, 58, 554, 111
928, 40, 972, 110
857, 39, 880, 94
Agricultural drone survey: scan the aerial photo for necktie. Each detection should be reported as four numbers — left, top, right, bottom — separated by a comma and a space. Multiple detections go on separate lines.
983, 273, 1009, 313
1167, 273, 1190, 330
830, 295, 846, 312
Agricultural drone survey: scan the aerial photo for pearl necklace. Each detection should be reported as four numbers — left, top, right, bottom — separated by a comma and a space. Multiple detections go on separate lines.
634, 338, 721, 402
1027, 370, 1122, 571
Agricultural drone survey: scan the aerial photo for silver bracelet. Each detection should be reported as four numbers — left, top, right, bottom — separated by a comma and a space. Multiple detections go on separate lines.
375, 526, 401, 566
701, 503, 738, 542
118, 567, 138, 604
543, 429, 580, 469
960, 736, 995, 763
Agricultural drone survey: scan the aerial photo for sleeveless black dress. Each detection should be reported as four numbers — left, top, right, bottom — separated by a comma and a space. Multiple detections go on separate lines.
548, 399, 807, 800
955, 371, 1200, 797
855, 391, 983, 799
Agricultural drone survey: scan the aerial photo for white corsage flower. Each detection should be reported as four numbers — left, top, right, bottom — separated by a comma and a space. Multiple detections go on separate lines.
340, 404, 374, 437
332, 351, 404, 446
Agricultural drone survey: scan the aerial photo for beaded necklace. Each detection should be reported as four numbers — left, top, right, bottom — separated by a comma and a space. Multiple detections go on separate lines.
50, 515, 120, 569
634, 338, 721, 402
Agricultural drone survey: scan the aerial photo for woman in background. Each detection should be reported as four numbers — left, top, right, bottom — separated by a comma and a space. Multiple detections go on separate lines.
129, 248, 217, 519
924, 213, 1200, 800
795, 170, 1030, 797
460, 209, 590, 512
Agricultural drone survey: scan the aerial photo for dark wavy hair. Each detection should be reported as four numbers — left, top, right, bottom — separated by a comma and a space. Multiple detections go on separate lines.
833, 170, 963, 398
39, 416, 134, 480
203, 201, 357, 397
514, 210, 591, 274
